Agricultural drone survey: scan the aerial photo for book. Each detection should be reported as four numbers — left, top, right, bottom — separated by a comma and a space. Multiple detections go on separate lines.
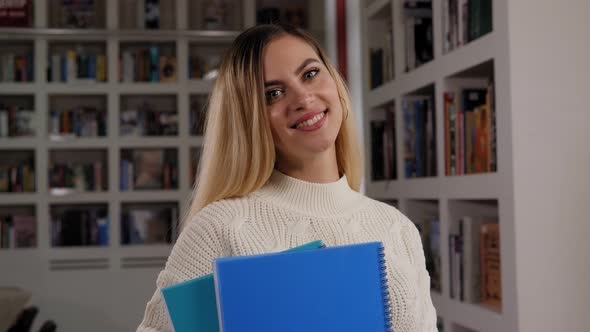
480, 222, 501, 310
13, 215, 36, 248
161, 240, 325, 332
213, 242, 393, 332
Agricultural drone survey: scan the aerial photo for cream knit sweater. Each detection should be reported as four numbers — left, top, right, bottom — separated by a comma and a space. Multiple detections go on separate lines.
137, 170, 438, 332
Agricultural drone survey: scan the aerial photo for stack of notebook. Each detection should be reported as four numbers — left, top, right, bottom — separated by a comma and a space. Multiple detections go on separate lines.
162, 241, 393, 332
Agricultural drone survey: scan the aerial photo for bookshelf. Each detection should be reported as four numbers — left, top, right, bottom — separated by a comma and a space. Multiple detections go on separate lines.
361, 0, 590, 331
362, 0, 507, 331
0, 0, 329, 331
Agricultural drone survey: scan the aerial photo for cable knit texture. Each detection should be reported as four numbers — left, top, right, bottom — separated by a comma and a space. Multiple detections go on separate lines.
137, 170, 438, 331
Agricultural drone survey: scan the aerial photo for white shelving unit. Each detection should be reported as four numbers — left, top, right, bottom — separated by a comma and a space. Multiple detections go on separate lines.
0, 1, 328, 331
361, 1, 590, 332
361, 1, 510, 331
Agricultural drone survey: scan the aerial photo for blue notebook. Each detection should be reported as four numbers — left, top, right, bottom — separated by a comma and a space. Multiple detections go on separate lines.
213, 242, 393, 332
161, 240, 325, 332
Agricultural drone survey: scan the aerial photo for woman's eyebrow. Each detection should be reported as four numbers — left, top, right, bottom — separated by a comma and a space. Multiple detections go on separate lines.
294, 58, 320, 76
264, 58, 320, 88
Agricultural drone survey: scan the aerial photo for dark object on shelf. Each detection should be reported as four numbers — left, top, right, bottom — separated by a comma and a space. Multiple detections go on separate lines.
7, 305, 58, 332
257, 8, 280, 24
0, 0, 33, 27
284, 6, 306, 28
61, 0, 97, 29
370, 48, 383, 89
38, 320, 57, 332
203, 0, 229, 30
145, 0, 160, 29
414, 17, 433, 66
7, 306, 38, 332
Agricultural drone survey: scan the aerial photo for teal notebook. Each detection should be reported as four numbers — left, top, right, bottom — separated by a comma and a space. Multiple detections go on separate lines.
161, 240, 325, 332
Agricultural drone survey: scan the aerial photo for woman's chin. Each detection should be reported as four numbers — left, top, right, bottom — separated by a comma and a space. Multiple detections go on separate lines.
301, 138, 337, 154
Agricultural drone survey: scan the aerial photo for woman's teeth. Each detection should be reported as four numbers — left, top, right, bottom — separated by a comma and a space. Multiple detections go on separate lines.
295, 112, 325, 129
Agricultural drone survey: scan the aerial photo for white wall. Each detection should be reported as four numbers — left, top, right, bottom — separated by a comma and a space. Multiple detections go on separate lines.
508, 1, 590, 331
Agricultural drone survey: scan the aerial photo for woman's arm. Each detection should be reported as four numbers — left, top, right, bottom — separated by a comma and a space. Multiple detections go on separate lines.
136, 214, 225, 332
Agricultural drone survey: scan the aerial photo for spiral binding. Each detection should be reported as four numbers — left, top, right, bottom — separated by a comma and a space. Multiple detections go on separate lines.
378, 246, 394, 332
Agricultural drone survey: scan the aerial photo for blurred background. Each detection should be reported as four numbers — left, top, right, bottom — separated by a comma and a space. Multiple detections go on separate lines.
0, 0, 588, 331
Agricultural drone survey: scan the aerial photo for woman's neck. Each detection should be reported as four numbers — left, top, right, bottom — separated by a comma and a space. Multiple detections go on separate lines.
275, 146, 340, 183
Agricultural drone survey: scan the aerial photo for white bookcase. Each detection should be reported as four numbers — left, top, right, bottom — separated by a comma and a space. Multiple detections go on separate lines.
0, 0, 329, 331
360, 1, 590, 332
361, 0, 508, 331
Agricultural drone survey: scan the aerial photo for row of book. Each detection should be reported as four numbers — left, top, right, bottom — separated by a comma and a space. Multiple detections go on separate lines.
49, 107, 107, 138
450, 217, 501, 310
120, 48, 177, 83
416, 218, 442, 292
0, 107, 35, 137
0, 215, 36, 249
120, 108, 178, 136
49, 162, 106, 192
404, 0, 434, 72
443, 0, 492, 53
0, 163, 35, 192
121, 206, 178, 245
51, 207, 109, 246
1, 106, 211, 139
404, 95, 437, 178
370, 104, 396, 181
1, 53, 34, 82
47, 50, 107, 83
444, 83, 496, 175
120, 149, 178, 191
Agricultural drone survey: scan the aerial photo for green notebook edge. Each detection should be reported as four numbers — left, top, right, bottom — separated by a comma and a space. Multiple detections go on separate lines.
161, 240, 325, 332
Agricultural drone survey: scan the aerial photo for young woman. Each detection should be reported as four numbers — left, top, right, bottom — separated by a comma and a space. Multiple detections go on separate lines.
137, 24, 437, 332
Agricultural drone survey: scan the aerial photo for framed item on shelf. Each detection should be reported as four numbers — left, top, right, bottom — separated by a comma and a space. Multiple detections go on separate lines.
133, 149, 164, 190
0, 0, 33, 27
159, 56, 177, 83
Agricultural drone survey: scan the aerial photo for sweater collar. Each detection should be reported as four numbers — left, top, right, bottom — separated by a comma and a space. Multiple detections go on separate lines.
253, 169, 365, 217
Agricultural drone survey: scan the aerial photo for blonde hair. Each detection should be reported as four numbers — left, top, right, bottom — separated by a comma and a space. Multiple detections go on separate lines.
186, 24, 362, 223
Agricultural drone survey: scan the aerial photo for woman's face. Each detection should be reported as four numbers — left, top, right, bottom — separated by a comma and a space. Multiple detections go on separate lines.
263, 35, 343, 164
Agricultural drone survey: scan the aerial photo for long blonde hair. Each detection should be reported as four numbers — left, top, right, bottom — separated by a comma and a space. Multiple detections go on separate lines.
186, 24, 362, 222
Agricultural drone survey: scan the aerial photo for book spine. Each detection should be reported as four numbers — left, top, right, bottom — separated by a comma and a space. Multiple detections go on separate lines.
67, 50, 77, 82
97, 54, 106, 81
0, 111, 8, 137
6, 53, 15, 82
26, 52, 33, 81
123, 51, 134, 82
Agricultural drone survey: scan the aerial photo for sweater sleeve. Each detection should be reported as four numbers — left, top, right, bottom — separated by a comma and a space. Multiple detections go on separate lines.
136, 211, 226, 332
401, 216, 439, 332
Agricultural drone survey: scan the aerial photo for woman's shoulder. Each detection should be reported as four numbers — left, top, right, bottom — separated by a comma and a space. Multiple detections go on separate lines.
361, 195, 419, 232
184, 195, 252, 230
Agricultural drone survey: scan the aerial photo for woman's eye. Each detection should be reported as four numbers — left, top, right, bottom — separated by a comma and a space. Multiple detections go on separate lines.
304, 68, 319, 80
266, 89, 283, 102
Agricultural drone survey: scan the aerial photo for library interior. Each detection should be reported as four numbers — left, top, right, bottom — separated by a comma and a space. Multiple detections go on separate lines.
0, 1, 588, 332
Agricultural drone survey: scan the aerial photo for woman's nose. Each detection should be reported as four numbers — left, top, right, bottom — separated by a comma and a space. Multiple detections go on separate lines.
288, 84, 315, 112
